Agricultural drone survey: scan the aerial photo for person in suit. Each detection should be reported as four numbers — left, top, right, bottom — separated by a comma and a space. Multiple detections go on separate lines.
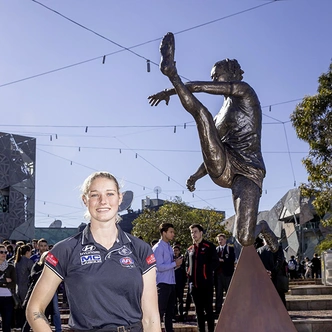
214, 234, 236, 316
185, 224, 219, 332
172, 245, 186, 322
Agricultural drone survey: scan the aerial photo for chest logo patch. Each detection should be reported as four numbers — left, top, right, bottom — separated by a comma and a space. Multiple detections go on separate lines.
120, 257, 135, 268
81, 254, 102, 265
82, 245, 96, 252
118, 246, 132, 256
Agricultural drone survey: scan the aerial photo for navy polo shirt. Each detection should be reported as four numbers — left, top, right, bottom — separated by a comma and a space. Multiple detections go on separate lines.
45, 224, 156, 330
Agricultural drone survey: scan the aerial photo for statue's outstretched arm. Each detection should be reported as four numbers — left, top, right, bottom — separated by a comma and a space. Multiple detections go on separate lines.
148, 81, 214, 107
186, 81, 251, 98
186, 163, 207, 192
148, 88, 177, 106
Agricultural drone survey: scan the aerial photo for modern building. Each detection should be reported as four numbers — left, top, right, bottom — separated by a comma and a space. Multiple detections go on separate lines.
224, 188, 327, 260
0, 132, 36, 241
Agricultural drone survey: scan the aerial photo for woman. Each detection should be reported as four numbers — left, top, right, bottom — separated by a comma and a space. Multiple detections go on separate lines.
27, 171, 161, 332
0, 244, 16, 332
14, 244, 34, 328
5, 244, 14, 261
304, 256, 312, 279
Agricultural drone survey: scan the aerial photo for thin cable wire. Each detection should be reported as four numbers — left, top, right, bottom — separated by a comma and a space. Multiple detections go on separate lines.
0, 1, 277, 88
31, 0, 152, 61
37, 147, 159, 192
283, 123, 297, 186
36, 143, 307, 154
0, 96, 303, 130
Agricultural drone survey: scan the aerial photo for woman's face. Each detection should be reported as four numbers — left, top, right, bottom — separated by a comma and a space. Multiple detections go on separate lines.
83, 177, 122, 224
0, 247, 7, 261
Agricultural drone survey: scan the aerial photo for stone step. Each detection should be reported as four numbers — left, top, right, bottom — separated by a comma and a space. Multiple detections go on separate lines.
289, 278, 322, 286
290, 284, 332, 296
290, 310, 332, 332
286, 295, 332, 311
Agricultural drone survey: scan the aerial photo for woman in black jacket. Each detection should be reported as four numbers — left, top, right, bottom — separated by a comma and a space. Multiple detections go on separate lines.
0, 244, 16, 332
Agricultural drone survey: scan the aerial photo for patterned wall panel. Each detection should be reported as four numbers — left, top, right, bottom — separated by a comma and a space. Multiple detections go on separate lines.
0, 132, 36, 240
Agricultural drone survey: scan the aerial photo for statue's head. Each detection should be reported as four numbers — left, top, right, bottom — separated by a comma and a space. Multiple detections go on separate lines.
211, 59, 244, 82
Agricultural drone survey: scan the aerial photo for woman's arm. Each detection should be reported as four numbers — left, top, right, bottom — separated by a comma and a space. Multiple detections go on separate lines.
141, 268, 161, 332
26, 267, 62, 332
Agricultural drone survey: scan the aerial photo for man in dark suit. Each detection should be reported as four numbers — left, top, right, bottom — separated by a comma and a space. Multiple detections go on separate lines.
214, 233, 236, 316
185, 224, 219, 332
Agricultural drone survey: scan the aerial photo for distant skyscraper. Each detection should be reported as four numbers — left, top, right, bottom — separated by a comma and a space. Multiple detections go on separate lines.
0, 132, 36, 240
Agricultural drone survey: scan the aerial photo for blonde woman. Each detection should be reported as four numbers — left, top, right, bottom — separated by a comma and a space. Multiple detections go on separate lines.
27, 171, 161, 332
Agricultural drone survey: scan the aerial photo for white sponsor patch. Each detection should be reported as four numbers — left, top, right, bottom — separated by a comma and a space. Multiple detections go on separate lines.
80, 254, 102, 265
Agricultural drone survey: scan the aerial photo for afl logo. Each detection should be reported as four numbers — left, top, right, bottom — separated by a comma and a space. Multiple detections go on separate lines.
82, 245, 96, 252
120, 257, 135, 268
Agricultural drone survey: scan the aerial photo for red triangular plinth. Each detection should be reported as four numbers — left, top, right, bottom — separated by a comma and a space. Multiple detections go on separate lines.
215, 245, 297, 332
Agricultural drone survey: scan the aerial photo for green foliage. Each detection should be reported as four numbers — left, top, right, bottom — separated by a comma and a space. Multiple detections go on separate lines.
315, 234, 332, 255
291, 62, 332, 226
132, 198, 228, 250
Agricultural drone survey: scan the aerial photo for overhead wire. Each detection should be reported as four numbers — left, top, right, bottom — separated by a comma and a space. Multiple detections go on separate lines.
0, 0, 277, 88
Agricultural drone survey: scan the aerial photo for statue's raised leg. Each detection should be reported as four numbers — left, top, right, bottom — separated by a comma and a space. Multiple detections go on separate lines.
158, 32, 226, 179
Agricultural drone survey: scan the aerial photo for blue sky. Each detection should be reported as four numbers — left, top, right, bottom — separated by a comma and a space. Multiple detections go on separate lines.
1, 0, 331, 228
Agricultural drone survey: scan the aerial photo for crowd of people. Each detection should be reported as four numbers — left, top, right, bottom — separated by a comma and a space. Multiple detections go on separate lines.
151, 223, 237, 332
151, 222, 324, 332
0, 228, 323, 332
287, 253, 321, 280
0, 238, 62, 332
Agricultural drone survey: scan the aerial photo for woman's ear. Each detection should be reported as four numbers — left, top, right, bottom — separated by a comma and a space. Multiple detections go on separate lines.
118, 193, 123, 206
82, 195, 87, 206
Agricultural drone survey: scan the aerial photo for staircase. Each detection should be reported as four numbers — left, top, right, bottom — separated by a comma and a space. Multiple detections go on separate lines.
288, 279, 332, 332
55, 279, 332, 332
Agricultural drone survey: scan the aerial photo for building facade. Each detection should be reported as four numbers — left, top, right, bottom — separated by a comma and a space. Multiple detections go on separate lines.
0, 132, 36, 241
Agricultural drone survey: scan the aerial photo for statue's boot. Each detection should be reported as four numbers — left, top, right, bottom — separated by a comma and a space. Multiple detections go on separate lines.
256, 220, 279, 253
159, 32, 177, 77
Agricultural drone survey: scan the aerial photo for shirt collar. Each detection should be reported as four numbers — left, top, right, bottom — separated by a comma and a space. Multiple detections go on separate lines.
81, 223, 131, 246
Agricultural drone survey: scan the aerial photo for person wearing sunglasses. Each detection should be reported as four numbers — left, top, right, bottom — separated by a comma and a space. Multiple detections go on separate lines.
0, 244, 16, 332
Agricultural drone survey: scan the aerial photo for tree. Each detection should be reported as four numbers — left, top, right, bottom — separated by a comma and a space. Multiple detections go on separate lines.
132, 197, 228, 250
291, 62, 332, 226
315, 234, 332, 255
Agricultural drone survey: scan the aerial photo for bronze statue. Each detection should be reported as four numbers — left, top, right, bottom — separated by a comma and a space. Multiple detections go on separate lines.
149, 32, 277, 251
